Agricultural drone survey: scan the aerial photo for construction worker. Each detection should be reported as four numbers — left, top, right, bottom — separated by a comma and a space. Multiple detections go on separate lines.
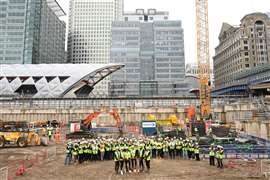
216, 145, 224, 169
187, 140, 192, 159
139, 143, 145, 172
194, 143, 200, 161
156, 140, 163, 159
119, 146, 124, 175
182, 140, 188, 159
72, 142, 79, 164
151, 138, 156, 159
99, 142, 105, 161
190, 142, 195, 159
144, 143, 152, 173
123, 147, 131, 173
114, 147, 120, 174
65, 141, 73, 165
169, 138, 176, 159
78, 142, 84, 164
163, 140, 169, 159
130, 144, 137, 172
105, 141, 111, 160
92, 142, 98, 161
47, 126, 53, 141
209, 143, 215, 166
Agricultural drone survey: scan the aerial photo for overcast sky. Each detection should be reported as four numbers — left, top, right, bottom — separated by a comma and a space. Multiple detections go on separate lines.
57, 0, 270, 64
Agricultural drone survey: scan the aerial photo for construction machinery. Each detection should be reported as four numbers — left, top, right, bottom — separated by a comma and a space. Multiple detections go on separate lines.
0, 121, 42, 148
196, 0, 212, 119
67, 108, 123, 139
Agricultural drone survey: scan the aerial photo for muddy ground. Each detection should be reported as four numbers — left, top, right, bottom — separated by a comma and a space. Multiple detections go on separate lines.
1, 145, 268, 180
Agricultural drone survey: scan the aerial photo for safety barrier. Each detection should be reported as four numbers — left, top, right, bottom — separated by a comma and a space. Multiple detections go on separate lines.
0, 167, 8, 180
201, 153, 270, 159
261, 160, 270, 178
7, 147, 56, 180
200, 144, 270, 154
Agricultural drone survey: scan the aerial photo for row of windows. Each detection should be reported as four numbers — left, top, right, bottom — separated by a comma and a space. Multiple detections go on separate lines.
9, 0, 25, 3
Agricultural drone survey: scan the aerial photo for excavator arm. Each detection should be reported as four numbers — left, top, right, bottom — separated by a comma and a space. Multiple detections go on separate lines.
83, 112, 101, 128
82, 108, 123, 136
109, 108, 122, 128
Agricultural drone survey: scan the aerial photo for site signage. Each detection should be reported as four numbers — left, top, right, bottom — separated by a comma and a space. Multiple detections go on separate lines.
142, 121, 156, 128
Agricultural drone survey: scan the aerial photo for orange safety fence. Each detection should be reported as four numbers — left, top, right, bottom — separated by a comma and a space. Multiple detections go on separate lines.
6, 147, 56, 180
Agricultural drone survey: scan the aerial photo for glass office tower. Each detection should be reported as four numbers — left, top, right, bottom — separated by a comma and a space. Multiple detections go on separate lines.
0, 0, 66, 64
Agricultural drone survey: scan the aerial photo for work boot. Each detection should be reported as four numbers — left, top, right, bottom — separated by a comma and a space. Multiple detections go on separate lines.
120, 170, 123, 175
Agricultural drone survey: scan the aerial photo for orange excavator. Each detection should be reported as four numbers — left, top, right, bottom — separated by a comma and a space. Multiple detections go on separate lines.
82, 108, 123, 136
83, 108, 123, 134
67, 108, 123, 139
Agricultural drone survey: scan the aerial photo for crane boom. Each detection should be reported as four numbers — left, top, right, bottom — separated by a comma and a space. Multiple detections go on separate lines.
195, 0, 211, 118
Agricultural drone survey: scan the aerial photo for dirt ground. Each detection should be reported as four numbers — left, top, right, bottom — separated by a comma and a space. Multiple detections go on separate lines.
0, 144, 267, 180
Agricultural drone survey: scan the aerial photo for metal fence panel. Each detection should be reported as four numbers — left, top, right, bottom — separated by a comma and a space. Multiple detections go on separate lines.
0, 167, 8, 180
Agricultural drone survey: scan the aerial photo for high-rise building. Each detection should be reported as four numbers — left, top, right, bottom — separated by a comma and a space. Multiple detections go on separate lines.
213, 13, 270, 95
0, 0, 66, 64
110, 9, 187, 97
67, 0, 123, 95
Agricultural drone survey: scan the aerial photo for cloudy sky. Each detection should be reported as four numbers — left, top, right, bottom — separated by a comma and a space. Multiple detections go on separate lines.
57, 0, 270, 64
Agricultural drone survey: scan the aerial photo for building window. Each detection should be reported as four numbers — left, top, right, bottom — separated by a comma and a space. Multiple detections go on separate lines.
124, 17, 128, 21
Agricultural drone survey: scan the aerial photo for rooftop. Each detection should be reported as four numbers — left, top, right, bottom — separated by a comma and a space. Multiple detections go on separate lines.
46, 0, 66, 17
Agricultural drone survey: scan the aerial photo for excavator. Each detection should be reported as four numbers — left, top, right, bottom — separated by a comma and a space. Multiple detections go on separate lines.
67, 108, 123, 139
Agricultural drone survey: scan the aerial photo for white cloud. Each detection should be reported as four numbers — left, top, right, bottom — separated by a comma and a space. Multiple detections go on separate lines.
57, 0, 270, 64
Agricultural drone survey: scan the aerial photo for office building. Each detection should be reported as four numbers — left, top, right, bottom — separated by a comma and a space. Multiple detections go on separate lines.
213, 13, 270, 95
67, 0, 123, 95
110, 9, 186, 96
0, 0, 66, 64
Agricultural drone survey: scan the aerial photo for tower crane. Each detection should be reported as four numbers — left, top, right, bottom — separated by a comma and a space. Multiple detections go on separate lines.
195, 0, 211, 119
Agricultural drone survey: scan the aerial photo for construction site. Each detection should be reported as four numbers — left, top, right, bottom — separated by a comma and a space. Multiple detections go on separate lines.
0, 96, 270, 180
1, 0, 270, 179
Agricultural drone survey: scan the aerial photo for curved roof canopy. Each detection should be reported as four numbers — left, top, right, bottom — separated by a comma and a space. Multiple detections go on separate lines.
0, 64, 124, 98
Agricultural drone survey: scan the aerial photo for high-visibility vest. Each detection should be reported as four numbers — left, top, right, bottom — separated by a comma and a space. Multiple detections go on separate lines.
163, 144, 169, 152
99, 144, 105, 152
130, 149, 136, 158
114, 151, 120, 161
105, 144, 111, 151
112, 144, 116, 151
209, 148, 215, 156
139, 149, 144, 158
123, 151, 130, 160
218, 150, 224, 159
79, 147, 83, 154
66, 147, 72, 154
144, 150, 151, 161
72, 148, 78, 156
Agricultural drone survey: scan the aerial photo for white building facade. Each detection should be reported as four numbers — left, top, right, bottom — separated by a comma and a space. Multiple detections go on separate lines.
67, 0, 123, 95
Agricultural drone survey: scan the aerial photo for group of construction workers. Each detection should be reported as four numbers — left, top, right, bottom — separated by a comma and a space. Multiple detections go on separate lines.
65, 136, 224, 174
209, 144, 224, 168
